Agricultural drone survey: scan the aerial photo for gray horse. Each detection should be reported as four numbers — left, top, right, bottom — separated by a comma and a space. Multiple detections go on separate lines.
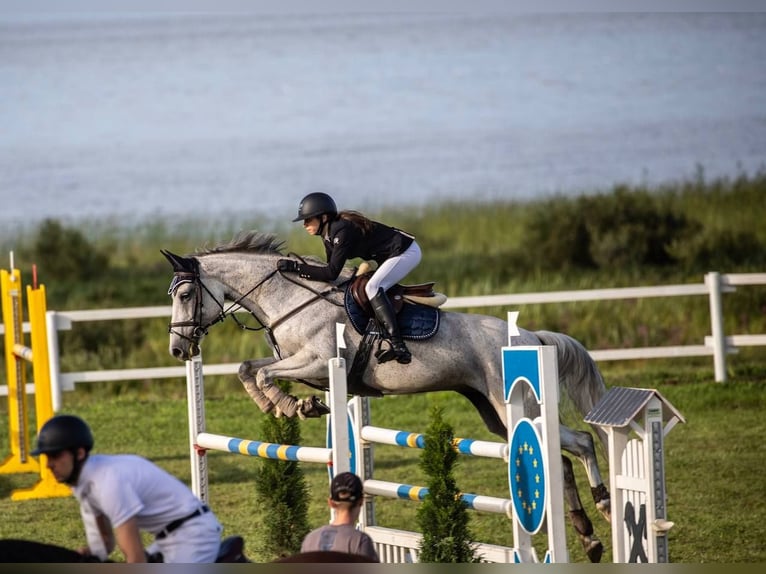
163, 231, 610, 562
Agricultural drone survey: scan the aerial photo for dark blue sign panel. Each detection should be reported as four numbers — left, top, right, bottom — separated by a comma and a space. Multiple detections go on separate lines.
509, 418, 546, 534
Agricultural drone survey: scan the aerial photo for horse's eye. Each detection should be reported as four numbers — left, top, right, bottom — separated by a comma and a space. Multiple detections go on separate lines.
179, 291, 191, 301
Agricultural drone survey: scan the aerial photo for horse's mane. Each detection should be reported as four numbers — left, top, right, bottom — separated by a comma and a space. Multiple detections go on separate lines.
193, 230, 348, 280
193, 231, 285, 256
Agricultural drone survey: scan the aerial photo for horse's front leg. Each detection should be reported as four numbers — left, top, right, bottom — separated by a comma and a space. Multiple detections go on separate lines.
560, 424, 611, 522
244, 352, 330, 419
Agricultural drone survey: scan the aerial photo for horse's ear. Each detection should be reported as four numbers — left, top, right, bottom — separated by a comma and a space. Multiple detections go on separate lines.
161, 249, 196, 273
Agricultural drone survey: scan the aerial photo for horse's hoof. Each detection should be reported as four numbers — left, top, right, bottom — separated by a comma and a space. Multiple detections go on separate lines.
586, 540, 603, 563
299, 396, 331, 419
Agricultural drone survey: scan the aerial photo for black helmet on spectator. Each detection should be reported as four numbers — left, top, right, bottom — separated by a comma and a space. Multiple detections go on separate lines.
32, 415, 94, 456
292, 192, 337, 222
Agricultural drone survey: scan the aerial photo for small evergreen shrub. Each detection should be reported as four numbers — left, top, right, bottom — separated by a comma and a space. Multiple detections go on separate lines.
252, 381, 310, 561
417, 406, 481, 563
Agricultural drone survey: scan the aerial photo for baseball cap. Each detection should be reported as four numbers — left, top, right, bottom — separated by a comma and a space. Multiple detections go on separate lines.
330, 472, 363, 503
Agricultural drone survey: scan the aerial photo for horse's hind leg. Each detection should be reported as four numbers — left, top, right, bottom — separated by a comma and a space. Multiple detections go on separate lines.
560, 424, 611, 522
562, 454, 603, 563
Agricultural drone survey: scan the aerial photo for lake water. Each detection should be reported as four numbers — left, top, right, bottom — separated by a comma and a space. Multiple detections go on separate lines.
1, 11, 765, 230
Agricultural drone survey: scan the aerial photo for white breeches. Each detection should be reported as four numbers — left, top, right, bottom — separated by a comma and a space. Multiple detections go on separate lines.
365, 240, 422, 299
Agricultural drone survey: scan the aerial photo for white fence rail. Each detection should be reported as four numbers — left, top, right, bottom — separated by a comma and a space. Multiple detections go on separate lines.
2, 272, 765, 406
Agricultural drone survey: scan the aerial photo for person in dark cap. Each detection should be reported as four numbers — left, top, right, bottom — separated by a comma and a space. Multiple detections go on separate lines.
299, 472, 379, 562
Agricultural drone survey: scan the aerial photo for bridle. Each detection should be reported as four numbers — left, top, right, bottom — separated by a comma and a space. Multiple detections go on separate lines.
167, 257, 344, 358
167, 270, 226, 355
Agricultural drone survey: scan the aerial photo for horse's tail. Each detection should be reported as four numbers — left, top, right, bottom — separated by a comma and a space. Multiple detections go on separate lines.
535, 330, 608, 450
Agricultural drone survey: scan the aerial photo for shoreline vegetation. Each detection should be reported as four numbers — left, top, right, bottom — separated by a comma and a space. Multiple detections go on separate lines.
1, 168, 764, 392
1, 169, 765, 562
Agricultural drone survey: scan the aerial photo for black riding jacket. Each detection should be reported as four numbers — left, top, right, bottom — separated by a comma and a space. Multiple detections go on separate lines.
296, 217, 414, 282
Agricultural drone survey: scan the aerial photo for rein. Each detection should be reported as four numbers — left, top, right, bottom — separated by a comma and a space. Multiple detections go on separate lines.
256, 269, 345, 358
270, 269, 345, 330
168, 259, 345, 359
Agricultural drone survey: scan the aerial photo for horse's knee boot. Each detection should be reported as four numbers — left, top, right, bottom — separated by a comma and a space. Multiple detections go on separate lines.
241, 380, 277, 414
370, 288, 411, 364
592, 483, 611, 522
591, 483, 609, 504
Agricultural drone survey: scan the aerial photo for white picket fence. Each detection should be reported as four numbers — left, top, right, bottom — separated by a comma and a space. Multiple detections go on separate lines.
2, 271, 765, 407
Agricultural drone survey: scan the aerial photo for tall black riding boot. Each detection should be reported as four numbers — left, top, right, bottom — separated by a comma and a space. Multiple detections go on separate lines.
370, 288, 412, 364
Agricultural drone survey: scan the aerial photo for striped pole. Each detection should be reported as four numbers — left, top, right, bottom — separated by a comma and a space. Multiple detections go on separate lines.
196, 432, 332, 464
364, 479, 512, 517
360, 426, 508, 459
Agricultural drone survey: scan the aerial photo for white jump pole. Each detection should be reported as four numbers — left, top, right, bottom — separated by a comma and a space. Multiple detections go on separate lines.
186, 353, 208, 502
327, 323, 351, 475
502, 311, 568, 563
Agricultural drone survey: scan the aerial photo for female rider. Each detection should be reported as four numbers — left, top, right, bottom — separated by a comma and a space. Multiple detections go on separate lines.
277, 192, 421, 364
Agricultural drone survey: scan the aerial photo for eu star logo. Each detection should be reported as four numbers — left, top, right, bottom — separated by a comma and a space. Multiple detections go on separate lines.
509, 418, 546, 534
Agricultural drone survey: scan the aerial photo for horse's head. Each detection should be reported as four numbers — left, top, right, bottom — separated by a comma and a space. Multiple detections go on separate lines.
162, 249, 225, 361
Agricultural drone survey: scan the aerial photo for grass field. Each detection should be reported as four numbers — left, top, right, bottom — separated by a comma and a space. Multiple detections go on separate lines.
1, 356, 764, 563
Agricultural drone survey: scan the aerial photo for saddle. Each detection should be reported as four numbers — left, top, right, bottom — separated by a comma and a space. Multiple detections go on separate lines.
349, 272, 447, 318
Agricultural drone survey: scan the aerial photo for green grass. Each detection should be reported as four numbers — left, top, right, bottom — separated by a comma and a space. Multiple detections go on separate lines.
1, 360, 764, 563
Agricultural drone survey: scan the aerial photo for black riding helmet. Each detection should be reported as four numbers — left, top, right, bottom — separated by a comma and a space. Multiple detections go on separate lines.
292, 192, 337, 222
32, 414, 94, 456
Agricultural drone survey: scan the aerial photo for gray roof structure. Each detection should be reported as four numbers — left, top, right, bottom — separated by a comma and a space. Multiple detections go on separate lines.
584, 386, 686, 428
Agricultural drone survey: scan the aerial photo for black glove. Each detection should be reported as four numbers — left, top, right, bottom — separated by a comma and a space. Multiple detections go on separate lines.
277, 259, 299, 273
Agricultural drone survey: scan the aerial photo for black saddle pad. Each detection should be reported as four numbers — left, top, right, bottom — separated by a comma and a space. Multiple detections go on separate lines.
344, 287, 440, 341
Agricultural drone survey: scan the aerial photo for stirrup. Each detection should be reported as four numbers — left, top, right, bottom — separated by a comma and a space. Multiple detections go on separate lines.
375, 346, 397, 364
375, 340, 411, 365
